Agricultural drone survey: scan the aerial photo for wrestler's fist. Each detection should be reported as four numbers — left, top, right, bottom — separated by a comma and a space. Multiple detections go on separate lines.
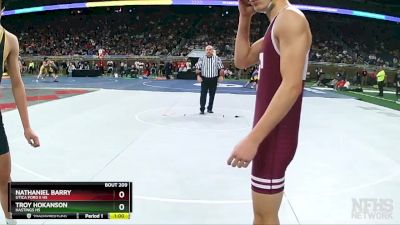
239, 0, 256, 17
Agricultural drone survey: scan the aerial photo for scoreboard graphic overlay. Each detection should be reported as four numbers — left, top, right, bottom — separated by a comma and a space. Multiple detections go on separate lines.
8, 182, 132, 220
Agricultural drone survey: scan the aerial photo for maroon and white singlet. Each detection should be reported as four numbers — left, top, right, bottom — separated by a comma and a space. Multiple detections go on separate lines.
251, 6, 309, 195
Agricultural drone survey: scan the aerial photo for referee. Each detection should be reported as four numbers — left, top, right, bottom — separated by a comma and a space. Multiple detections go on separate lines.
196, 45, 224, 114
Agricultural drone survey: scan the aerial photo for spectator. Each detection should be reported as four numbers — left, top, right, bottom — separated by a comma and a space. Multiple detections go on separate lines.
243, 66, 259, 89
353, 71, 361, 87
165, 61, 173, 80
130, 65, 139, 78
362, 68, 368, 87
1, 7, 398, 69
67, 62, 76, 77
376, 66, 386, 97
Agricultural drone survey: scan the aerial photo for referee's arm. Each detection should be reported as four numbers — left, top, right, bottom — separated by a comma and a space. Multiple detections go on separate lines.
217, 57, 225, 80
196, 57, 203, 82
196, 57, 203, 75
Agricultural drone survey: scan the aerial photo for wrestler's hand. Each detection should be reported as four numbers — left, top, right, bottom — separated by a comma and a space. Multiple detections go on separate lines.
239, 0, 256, 18
24, 128, 40, 148
227, 136, 259, 168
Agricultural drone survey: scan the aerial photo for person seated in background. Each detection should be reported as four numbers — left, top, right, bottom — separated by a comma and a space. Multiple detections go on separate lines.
313, 67, 324, 86
122, 62, 129, 77
83, 61, 90, 70
335, 79, 347, 91
142, 67, 150, 79
315, 71, 333, 88
243, 66, 259, 89
328, 78, 338, 89
335, 73, 356, 91
224, 68, 233, 79
130, 65, 139, 78
106, 60, 114, 76
120, 62, 126, 77
150, 63, 157, 75
185, 61, 191, 71
353, 71, 361, 86
67, 62, 76, 77
178, 63, 187, 72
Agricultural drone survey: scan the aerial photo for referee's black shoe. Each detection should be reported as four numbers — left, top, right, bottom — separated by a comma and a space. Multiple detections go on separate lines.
200, 111, 205, 115
207, 110, 214, 113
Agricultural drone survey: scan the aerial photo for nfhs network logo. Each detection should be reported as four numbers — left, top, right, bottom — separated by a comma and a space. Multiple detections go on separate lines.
352, 198, 394, 220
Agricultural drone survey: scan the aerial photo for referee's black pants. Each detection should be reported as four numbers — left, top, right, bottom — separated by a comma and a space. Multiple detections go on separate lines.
200, 76, 218, 112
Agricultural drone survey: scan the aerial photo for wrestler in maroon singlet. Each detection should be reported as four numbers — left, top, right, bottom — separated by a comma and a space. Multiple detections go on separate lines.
251, 6, 309, 194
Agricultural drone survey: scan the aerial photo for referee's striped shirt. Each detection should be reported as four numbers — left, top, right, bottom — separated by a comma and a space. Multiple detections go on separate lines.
196, 55, 224, 78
